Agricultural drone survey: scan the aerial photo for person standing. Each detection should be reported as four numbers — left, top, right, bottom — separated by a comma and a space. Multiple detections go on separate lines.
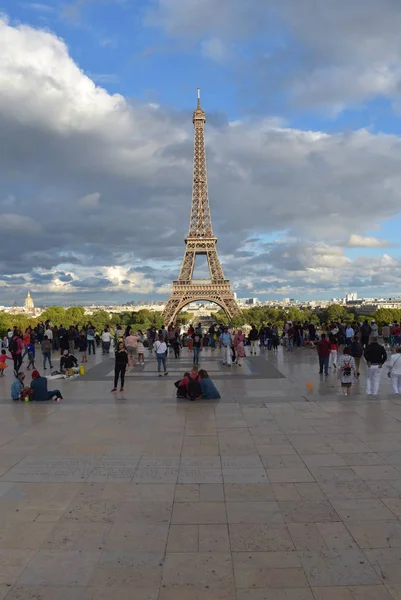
248, 325, 259, 355
219, 327, 233, 366
154, 334, 168, 377
234, 330, 246, 366
387, 347, 401, 394
136, 331, 145, 365
345, 324, 354, 345
86, 325, 96, 356
41, 335, 53, 370
208, 324, 216, 349
101, 328, 112, 354
67, 326, 75, 355
317, 333, 331, 376
364, 337, 387, 396
382, 324, 391, 348
350, 336, 363, 378
192, 329, 203, 366
147, 327, 156, 353
371, 320, 379, 338
337, 347, 356, 396
111, 341, 128, 392
125, 331, 139, 367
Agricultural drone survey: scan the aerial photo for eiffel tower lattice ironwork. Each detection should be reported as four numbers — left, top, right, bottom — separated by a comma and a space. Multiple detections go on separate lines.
163, 90, 242, 326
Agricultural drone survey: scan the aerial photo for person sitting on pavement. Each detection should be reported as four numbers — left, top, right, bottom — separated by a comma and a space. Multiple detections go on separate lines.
198, 369, 221, 399
11, 371, 26, 401
60, 349, 78, 375
176, 367, 202, 401
30, 370, 63, 402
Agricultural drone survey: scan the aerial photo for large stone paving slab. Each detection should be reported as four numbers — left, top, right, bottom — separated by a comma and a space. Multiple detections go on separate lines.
0, 348, 399, 596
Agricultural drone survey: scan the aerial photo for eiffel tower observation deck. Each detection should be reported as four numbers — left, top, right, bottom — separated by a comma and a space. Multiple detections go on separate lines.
163, 90, 241, 326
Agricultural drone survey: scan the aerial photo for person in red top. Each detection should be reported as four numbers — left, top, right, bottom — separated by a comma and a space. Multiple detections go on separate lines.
329, 335, 339, 369
176, 367, 202, 400
317, 333, 331, 375
392, 322, 401, 347
10, 333, 24, 373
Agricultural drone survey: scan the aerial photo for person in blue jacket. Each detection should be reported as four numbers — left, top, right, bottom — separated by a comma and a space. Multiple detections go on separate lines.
11, 371, 25, 401
30, 370, 63, 401
198, 369, 221, 399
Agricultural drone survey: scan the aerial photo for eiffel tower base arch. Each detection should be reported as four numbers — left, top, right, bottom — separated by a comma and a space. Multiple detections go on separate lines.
162, 281, 242, 327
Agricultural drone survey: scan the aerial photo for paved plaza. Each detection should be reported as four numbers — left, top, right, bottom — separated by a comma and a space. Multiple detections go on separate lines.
0, 346, 400, 598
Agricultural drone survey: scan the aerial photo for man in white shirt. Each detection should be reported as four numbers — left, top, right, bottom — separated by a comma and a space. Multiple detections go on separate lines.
101, 329, 112, 354
345, 325, 354, 344
45, 327, 53, 341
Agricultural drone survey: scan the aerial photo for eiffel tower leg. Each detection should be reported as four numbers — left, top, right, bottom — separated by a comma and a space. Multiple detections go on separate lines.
162, 297, 181, 327
207, 248, 225, 281
178, 249, 196, 282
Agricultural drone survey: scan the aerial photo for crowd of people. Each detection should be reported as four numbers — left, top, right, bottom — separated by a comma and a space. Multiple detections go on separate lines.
314, 320, 401, 396
3, 316, 401, 401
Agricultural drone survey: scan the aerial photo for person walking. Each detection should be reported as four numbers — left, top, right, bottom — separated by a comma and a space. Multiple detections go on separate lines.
317, 333, 331, 376
219, 327, 233, 366
137, 331, 145, 365
350, 336, 363, 378
329, 335, 338, 369
386, 347, 401, 394
111, 341, 128, 392
337, 347, 356, 396
364, 337, 387, 396
155, 334, 168, 377
248, 325, 259, 355
192, 329, 203, 366
382, 324, 391, 348
41, 335, 53, 370
360, 320, 372, 348
9, 333, 24, 373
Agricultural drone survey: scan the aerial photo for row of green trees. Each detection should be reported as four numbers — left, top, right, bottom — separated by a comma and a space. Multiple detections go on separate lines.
1, 303, 398, 339
0, 307, 195, 338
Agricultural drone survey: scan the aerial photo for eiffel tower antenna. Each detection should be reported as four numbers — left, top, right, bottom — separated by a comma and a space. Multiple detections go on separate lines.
162, 91, 241, 326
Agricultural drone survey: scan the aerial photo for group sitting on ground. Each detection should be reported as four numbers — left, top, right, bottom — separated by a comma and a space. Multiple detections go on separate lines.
175, 367, 221, 401
11, 370, 63, 402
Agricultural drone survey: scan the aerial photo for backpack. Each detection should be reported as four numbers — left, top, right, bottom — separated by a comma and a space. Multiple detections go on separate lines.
8, 338, 17, 353
187, 377, 202, 401
342, 360, 352, 377
42, 339, 51, 353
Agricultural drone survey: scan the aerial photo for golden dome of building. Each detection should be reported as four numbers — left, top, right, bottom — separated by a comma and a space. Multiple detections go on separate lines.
24, 291, 35, 314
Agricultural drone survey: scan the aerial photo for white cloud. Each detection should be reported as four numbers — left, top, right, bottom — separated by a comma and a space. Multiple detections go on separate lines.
346, 234, 392, 248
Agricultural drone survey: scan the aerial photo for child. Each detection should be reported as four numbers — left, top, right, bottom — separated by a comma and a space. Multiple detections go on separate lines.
0, 349, 13, 376
79, 334, 88, 363
337, 347, 356, 396
199, 369, 221, 399
137, 331, 145, 365
329, 335, 338, 369
26, 342, 36, 371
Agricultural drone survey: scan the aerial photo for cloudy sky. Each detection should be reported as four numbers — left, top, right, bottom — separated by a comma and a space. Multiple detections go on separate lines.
1, 0, 401, 305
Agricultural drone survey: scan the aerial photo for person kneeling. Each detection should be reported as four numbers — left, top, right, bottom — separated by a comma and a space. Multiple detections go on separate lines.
199, 369, 221, 399
31, 370, 63, 402
175, 367, 202, 401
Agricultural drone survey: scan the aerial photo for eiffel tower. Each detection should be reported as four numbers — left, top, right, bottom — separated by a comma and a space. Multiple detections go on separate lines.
163, 90, 242, 326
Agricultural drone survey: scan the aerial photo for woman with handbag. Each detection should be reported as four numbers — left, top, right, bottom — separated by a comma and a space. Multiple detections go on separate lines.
386, 347, 401, 394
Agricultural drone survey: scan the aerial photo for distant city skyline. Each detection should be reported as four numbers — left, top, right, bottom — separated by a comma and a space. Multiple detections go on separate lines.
1, 2, 401, 304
